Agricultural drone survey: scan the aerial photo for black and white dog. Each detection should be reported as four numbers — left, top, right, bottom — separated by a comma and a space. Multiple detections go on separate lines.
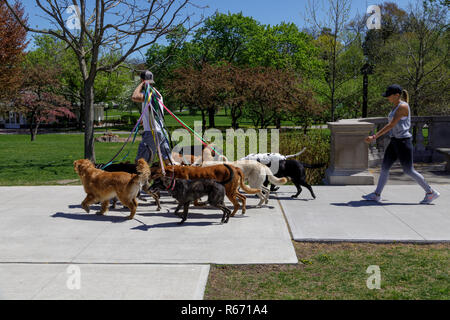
264, 160, 325, 199
241, 148, 325, 199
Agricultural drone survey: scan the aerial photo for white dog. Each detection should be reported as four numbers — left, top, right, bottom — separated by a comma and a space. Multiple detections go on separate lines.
240, 148, 306, 174
198, 146, 288, 206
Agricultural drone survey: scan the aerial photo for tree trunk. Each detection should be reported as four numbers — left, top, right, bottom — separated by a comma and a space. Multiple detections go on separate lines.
208, 107, 215, 128
231, 103, 242, 129
231, 108, 238, 129
32, 121, 40, 142
200, 108, 206, 133
84, 80, 96, 162
275, 116, 281, 129
29, 112, 35, 142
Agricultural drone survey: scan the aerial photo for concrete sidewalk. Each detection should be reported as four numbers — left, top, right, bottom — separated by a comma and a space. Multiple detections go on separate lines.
0, 186, 296, 264
1, 183, 448, 299
0, 264, 210, 300
277, 184, 450, 242
0, 185, 296, 299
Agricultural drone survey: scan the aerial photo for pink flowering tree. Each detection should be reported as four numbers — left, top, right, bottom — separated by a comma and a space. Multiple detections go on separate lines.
15, 65, 75, 141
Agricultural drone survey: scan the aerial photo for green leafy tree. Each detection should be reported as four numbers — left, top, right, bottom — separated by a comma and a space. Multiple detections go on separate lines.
305, 0, 363, 122
5, 0, 201, 161
373, 1, 449, 117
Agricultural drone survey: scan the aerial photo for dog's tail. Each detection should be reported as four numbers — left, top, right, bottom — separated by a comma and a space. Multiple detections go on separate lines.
303, 163, 326, 169
133, 158, 151, 186
218, 164, 234, 185
236, 168, 260, 195
285, 147, 307, 159
262, 166, 288, 185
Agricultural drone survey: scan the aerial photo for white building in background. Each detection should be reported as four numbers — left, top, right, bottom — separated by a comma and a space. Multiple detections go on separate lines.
0, 111, 27, 129
0, 104, 105, 128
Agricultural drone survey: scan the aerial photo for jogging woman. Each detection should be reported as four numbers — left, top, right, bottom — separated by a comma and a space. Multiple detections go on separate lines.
362, 84, 440, 204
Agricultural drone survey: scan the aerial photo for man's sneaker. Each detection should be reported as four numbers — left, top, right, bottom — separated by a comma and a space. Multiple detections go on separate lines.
420, 189, 440, 204
362, 192, 381, 203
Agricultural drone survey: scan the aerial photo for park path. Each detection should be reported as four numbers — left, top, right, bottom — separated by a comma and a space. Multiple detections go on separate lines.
0, 183, 448, 299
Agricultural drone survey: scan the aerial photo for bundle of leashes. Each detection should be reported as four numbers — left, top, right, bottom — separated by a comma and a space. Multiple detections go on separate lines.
101, 83, 224, 175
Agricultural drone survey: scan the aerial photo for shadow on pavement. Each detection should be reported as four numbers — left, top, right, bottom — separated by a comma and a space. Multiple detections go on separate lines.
131, 220, 218, 231
276, 196, 312, 201
52, 212, 126, 222
331, 201, 424, 207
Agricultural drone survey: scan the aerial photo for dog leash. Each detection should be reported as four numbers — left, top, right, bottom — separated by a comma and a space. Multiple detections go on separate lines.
146, 85, 223, 158
100, 122, 141, 170
166, 171, 176, 191
144, 85, 166, 175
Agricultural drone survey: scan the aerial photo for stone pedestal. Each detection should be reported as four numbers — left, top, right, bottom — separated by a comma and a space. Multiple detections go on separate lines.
325, 119, 375, 185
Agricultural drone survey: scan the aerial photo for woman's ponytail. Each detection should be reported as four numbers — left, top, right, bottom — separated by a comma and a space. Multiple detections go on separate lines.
401, 89, 409, 103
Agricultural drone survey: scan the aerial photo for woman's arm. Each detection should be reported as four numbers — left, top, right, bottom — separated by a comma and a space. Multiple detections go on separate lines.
131, 82, 145, 103
365, 104, 409, 143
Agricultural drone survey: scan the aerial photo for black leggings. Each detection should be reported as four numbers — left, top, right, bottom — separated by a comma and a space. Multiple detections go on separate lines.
375, 137, 431, 194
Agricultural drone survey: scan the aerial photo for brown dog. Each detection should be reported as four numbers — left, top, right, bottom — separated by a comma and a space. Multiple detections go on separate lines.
74, 158, 150, 220
151, 164, 260, 216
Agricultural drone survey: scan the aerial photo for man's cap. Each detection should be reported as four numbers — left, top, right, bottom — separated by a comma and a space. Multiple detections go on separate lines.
382, 84, 402, 97
140, 70, 155, 84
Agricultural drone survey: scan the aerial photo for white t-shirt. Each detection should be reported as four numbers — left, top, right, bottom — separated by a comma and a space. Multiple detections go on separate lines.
142, 87, 164, 132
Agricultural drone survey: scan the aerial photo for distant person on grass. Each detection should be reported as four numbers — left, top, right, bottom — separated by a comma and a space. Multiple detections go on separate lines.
131, 70, 172, 166
362, 84, 440, 204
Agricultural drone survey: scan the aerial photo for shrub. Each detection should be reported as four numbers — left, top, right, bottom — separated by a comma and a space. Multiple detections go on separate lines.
279, 129, 330, 185
121, 115, 140, 125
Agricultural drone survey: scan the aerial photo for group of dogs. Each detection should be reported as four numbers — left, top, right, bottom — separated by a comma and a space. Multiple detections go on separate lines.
73, 144, 325, 224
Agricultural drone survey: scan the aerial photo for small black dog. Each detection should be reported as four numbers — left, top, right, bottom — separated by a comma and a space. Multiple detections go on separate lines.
264, 160, 325, 199
151, 176, 232, 224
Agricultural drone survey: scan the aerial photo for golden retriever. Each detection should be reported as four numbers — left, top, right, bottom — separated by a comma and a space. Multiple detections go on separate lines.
73, 158, 150, 220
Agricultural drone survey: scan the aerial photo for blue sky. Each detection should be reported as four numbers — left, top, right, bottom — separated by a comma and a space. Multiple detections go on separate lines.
202, 0, 414, 28
21, 0, 417, 55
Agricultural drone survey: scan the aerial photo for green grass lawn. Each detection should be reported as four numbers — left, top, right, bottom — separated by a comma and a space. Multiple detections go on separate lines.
0, 134, 140, 185
0, 128, 331, 185
205, 242, 450, 300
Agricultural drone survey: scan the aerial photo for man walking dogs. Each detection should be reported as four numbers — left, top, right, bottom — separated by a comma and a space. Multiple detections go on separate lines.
132, 70, 172, 166
362, 84, 440, 204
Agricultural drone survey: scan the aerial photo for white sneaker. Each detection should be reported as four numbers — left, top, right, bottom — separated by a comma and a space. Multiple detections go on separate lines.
420, 189, 440, 204
362, 192, 381, 203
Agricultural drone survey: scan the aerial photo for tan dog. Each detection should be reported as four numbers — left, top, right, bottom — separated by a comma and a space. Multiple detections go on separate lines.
151, 164, 260, 216
74, 158, 150, 220
196, 147, 288, 206
202, 160, 287, 206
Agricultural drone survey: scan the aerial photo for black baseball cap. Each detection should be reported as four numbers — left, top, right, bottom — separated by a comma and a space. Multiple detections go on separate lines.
140, 70, 155, 84
382, 84, 402, 97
